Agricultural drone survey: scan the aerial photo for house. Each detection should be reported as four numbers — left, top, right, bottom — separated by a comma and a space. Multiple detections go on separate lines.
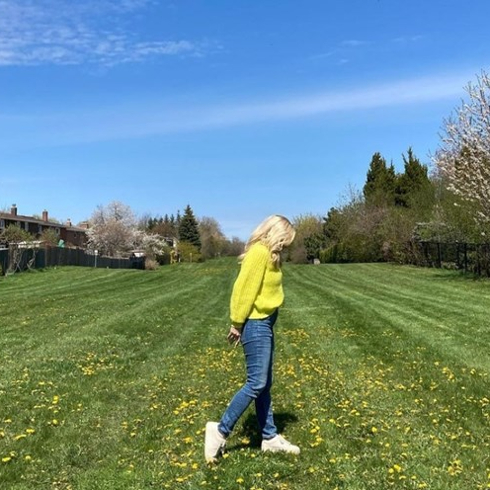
0, 205, 88, 248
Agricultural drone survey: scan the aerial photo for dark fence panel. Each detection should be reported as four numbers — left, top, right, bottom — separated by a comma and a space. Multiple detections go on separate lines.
417, 241, 490, 277
0, 247, 145, 275
0, 249, 8, 275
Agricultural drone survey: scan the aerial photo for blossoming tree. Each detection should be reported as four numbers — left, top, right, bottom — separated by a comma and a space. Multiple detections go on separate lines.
433, 70, 490, 235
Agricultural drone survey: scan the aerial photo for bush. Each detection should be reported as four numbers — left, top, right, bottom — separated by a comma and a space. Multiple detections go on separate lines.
144, 258, 159, 270
178, 241, 202, 263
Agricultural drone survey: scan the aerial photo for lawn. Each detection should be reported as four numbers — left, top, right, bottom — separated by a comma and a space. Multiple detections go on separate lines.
1, 260, 489, 490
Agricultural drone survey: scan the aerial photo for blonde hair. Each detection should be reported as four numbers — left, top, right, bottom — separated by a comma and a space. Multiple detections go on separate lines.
241, 215, 296, 267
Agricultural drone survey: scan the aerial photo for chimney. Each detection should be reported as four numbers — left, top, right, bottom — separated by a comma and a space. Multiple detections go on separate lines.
66, 218, 72, 227
42, 210, 48, 222
11, 204, 17, 216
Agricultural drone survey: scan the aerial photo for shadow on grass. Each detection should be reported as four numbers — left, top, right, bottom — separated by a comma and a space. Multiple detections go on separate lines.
228, 411, 299, 451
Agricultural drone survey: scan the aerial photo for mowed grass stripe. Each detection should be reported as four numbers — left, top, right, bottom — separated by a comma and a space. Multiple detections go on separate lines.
1, 264, 234, 375
284, 264, 490, 371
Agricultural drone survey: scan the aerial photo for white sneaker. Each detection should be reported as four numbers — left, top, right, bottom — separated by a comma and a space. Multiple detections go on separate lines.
261, 434, 300, 455
204, 422, 226, 463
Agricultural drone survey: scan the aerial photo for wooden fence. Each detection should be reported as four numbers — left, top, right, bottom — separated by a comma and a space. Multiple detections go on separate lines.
0, 247, 145, 276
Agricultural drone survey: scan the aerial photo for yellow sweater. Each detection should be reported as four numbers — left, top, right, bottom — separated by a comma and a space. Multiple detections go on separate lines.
230, 242, 284, 325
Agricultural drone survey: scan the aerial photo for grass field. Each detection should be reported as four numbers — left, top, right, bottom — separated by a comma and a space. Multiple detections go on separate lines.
1, 260, 490, 490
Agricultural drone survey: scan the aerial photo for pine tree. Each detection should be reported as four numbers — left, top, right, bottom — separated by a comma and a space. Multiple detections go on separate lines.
178, 205, 201, 250
363, 152, 396, 207
395, 148, 433, 208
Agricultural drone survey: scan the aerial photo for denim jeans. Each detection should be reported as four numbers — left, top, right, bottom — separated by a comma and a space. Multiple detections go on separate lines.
218, 310, 278, 440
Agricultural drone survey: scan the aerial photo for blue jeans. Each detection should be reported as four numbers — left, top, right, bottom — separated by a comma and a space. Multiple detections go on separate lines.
218, 310, 278, 440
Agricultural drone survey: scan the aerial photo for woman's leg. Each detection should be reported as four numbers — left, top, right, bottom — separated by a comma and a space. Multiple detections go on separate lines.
254, 330, 277, 439
218, 312, 277, 438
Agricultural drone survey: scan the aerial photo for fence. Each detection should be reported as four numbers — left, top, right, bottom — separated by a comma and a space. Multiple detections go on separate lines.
0, 247, 145, 276
416, 241, 490, 277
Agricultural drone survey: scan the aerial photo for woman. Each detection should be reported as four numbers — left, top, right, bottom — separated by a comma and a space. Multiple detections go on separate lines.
205, 215, 300, 463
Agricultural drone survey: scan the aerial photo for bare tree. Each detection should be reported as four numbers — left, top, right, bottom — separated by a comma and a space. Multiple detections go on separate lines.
290, 214, 325, 263
199, 217, 227, 259
433, 71, 490, 233
0, 224, 34, 274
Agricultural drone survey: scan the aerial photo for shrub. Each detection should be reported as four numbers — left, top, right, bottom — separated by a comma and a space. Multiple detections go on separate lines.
178, 241, 202, 263
144, 258, 159, 270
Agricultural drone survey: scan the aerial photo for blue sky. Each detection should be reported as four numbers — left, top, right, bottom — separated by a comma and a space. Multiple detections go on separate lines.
1, 0, 489, 239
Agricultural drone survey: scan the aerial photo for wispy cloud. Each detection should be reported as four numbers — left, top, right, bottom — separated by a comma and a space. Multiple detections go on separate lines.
392, 35, 425, 44
340, 39, 368, 48
0, 70, 474, 145
310, 39, 367, 64
0, 0, 207, 66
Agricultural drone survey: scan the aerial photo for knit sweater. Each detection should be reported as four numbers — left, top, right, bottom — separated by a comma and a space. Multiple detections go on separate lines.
230, 242, 284, 325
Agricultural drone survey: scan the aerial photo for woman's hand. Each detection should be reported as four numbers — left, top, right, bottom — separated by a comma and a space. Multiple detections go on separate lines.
227, 326, 242, 346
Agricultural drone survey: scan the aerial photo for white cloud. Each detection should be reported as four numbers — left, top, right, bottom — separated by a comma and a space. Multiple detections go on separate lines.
392, 35, 425, 44
340, 39, 368, 48
0, 70, 473, 146
0, 0, 203, 66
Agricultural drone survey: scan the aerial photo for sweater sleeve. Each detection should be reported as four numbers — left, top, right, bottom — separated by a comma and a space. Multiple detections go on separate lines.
230, 244, 269, 324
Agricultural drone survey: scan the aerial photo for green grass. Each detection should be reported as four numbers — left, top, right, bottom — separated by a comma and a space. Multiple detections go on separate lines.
1, 261, 490, 490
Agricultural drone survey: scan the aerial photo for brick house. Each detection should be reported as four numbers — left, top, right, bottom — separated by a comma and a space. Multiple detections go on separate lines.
0, 205, 88, 248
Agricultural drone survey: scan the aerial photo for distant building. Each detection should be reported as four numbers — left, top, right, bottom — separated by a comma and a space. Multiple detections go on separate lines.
0, 204, 88, 248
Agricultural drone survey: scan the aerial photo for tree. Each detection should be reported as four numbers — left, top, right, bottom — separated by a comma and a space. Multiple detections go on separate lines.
40, 228, 60, 246
321, 187, 386, 263
395, 147, 433, 209
434, 71, 490, 234
177, 241, 202, 263
290, 214, 325, 263
145, 213, 178, 241
0, 224, 32, 244
87, 201, 169, 258
222, 237, 245, 257
87, 201, 140, 256
0, 224, 33, 274
199, 217, 227, 259
363, 152, 396, 207
178, 205, 201, 250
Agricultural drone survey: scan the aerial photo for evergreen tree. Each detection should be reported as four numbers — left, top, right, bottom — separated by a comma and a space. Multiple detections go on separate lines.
363, 152, 396, 207
178, 205, 201, 250
395, 148, 434, 208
